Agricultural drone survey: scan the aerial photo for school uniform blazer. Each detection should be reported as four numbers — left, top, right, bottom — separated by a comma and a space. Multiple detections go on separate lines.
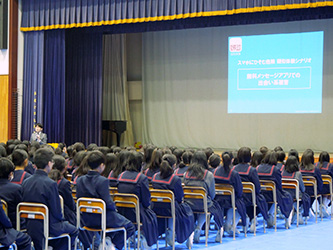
11, 170, 31, 185
108, 170, 118, 187
24, 161, 35, 175
57, 177, 76, 225
234, 163, 262, 195
213, 166, 243, 199
30, 131, 47, 144
0, 206, 18, 246
0, 179, 22, 227
22, 169, 65, 235
144, 168, 160, 183
300, 167, 324, 194
151, 173, 184, 203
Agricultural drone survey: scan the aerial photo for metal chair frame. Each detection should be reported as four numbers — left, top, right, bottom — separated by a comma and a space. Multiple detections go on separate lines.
302, 176, 323, 223
282, 178, 301, 227
259, 180, 277, 231
321, 175, 333, 220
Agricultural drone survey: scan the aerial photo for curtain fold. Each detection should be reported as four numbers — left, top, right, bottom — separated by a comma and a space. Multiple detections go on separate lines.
102, 34, 134, 147
65, 29, 103, 146
21, 31, 44, 141
43, 30, 66, 143
21, 0, 333, 31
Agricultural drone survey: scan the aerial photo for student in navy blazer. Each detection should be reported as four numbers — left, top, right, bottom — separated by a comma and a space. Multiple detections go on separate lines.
76, 150, 135, 250
11, 149, 31, 185
22, 148, 78, 250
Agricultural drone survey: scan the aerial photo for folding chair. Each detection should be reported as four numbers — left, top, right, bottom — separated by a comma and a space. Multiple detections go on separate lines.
321, 175, 333, 220
302, 176, 322, 223
242, 182, 265, 235
215, 183, 238, 240
72, 189, 77, 203
259, 180, 277, 231
17, 202, 71, 250
183, 186, 211, 246
66, 174, 73, 182
0, 243, 17, 250
109, 187, 118, 199
1, 199, 7, 216
77, 197, 127, 250
59, 195, 64, 217
282, 178, 301, 227
150, 189, 177, 250
112, 193, 140, 250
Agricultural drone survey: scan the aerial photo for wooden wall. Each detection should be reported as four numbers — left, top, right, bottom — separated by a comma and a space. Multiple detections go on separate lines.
0, 75, 8, 142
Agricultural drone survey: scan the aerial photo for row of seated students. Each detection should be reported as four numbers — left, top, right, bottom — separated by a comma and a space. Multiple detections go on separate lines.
0, 140, 332, 250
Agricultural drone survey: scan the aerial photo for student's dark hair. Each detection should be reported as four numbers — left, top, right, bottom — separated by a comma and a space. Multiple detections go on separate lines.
14, 144, 28, 153
173, 148, 184, 164
35, 123, 43, 128
300, 149, 315, 171
188, 163, 205, 180
288, 149, 299, 163
285, 155, 299, 173
169, 146, 177, 153
178, 151, 193, 169
191, 151, 208, 170
208, 154, 221, 169
48, 169, 62, 182
126, 151, 143, 172
204, 147, 214, 160
87, 150, 105, 169
73, 142, 85, 153
160, 160, 173, 179
6, 144, 16, 156
276, 151, 286, 163
259, 146, 269, 158
115, 150, 131, 177
75, 156, 90, 177
112, 147, 122, 154
222, 152, 232, 172
237, 147, 252, 164
74, 151, 88, 167
318, 151, 330, 169
87, 143, 98, 151
22, 140, 30, 148
274, 146, 284, 152
66, 145, 74, 158
54, 147, 63, 155
52, 155, 66, 174
148, 148, 163, 171
0, 145, 7, 157
101, 153, 118, 177
97, 146, 111, 156
0, 158, 15, 179
11, 149, 28, 167
33, 148, 54, 169
250, 151, 263, 168
143, 145, 156, 164
162, 154, 177, 168
162, 147, 172, 155
261, 151, 278, 165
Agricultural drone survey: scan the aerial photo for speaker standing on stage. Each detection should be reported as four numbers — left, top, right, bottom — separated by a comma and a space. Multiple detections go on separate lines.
30, 123, 47, 145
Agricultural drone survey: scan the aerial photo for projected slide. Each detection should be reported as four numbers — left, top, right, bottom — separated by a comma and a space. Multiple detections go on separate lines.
228, 31, 324, 113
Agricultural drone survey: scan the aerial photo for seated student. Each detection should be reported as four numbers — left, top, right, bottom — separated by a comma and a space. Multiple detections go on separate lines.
76, 151, 135, 250
208, 154, 221, 173
213, 152, 248, 234
183, 151, 224, 243
256, 151, 294, 229
174, 151, 192, 181
276, 151, 286, 172
315, 151, 333, 216
144, 148, 163, 182
117, 151, 159, 249
102, 153, 118, 178
0, 205, 31, 250
249, 151, 263, 168
11, 149, 31, 185
233, 147, 269, 232
151, 156, 195, 248
281, 156, 311, 223
300, 149, 324, 217
22, 148, 78, 250
0, 158, 23, 229
108, 150, 129, 187
172, 148, 185, 170
49, 155, 93, 250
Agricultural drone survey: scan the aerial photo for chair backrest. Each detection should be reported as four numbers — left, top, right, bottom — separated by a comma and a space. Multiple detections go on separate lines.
259, 180, 277, 202
113, 193, 140, 224
1, 199, 7, 216
109, 187, 118, 198
215, 183, 236, 207
242, 182, 256, 205
17, 202, 49, 245
72, 189, 77, 202
302, 176, 318, 197
59, 195, 64, 216
282, 178, 299, 198
321, 175, 332, 195
183, 186, 208, 213
66, 174, 72, 182
77, 197, 106, 230
149, 188, 175, 217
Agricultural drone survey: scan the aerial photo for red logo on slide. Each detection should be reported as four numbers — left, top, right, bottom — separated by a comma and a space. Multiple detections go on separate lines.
229, 38, 242, 52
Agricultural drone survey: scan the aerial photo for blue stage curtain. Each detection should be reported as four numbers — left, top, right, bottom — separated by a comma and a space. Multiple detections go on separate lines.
43, 30, 66, 143
21, 0, 333, 32
65, 29, 103, 146
21, 31, 44, 141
